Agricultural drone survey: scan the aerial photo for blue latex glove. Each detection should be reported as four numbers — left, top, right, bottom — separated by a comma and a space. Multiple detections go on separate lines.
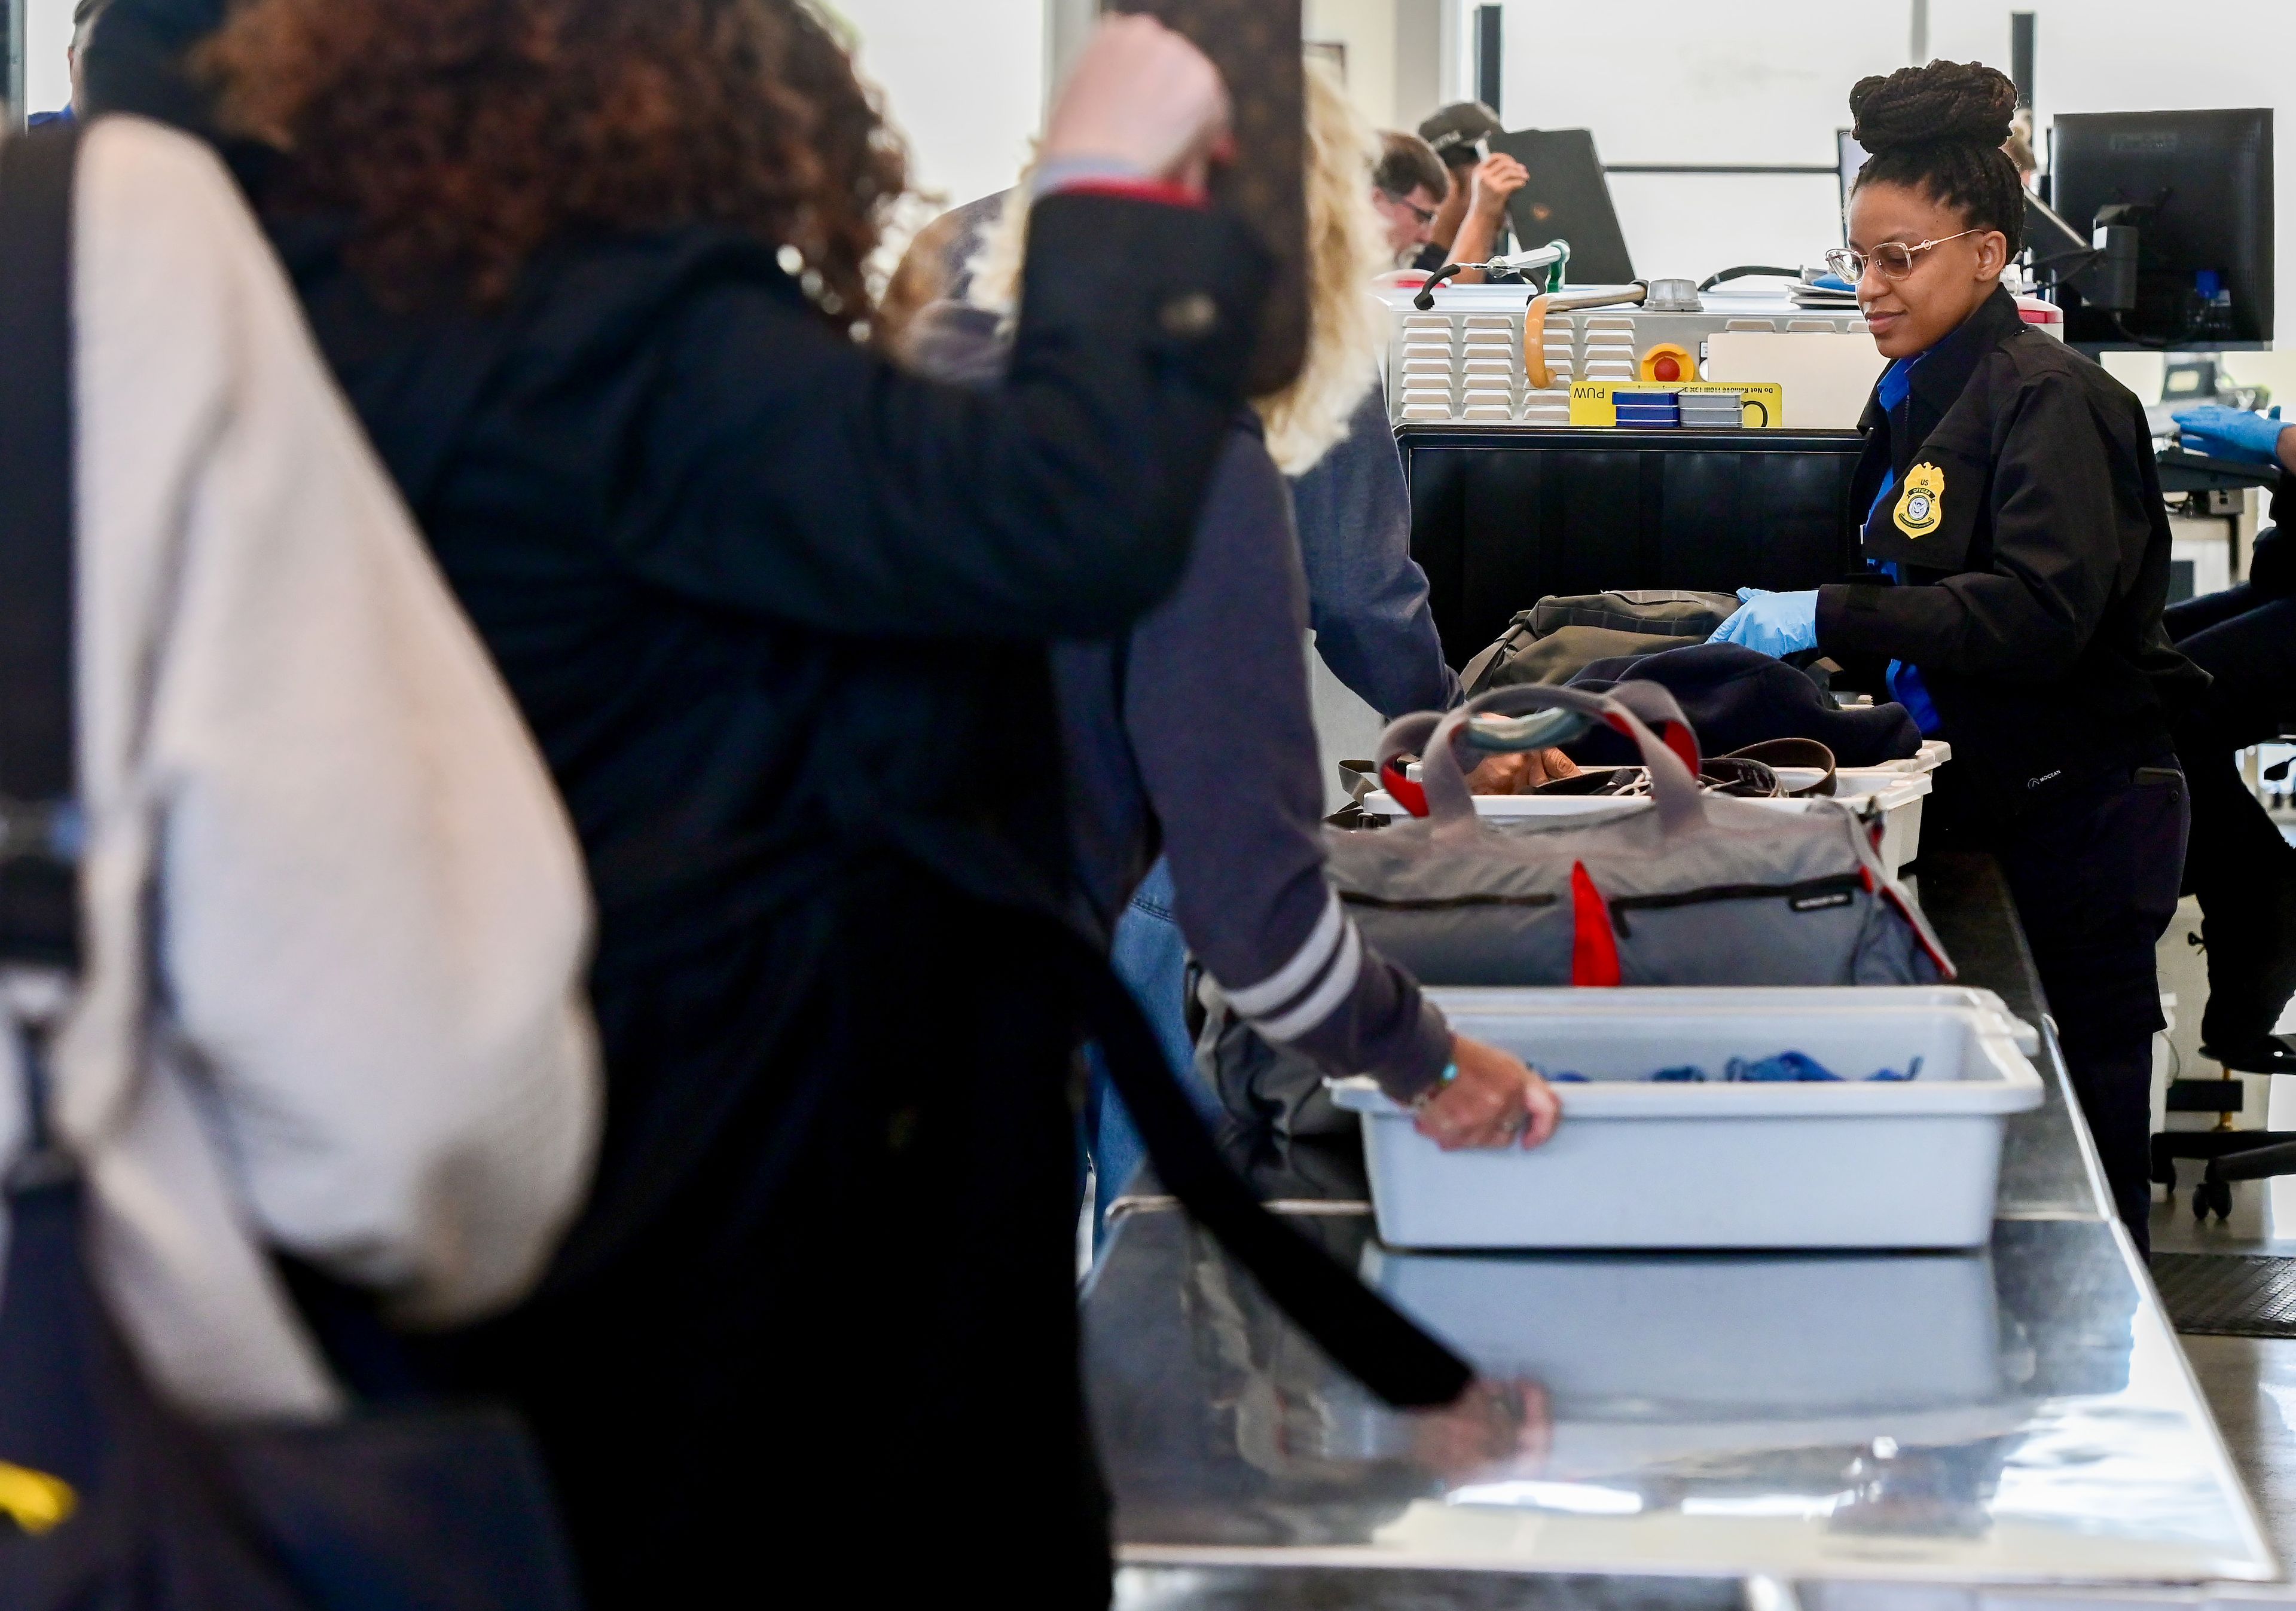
2174, 403, 2291, 467
1709, 588, 1819, 658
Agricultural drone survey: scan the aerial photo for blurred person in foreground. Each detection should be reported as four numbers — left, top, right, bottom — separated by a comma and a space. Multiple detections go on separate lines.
91, 1, 1266, 1602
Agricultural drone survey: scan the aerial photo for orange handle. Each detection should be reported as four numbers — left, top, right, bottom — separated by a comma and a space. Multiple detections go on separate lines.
1523, 295, 1553, 391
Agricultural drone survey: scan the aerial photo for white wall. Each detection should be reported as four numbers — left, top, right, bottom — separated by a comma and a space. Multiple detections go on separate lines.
25, 1, 1051, 212
829, 0, 1046, 212
25, 0, 72, 120
1495, 0, 1902, 280
1305, 0, 1400, 130
1491, 0, 2296, 344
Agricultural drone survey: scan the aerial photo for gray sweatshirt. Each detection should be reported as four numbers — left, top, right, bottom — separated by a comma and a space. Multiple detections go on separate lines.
1289, 384, 1459, 721
906, 304, 1452, 1101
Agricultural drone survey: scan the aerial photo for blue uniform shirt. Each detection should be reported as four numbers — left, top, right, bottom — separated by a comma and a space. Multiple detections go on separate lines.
1869, 355, 1944, 737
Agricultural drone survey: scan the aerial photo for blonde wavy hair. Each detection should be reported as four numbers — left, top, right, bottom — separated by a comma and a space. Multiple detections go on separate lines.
969, 58, 1387, 476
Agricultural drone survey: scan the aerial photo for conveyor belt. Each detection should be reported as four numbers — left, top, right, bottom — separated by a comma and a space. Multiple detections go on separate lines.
1083, 854, 2277, 1602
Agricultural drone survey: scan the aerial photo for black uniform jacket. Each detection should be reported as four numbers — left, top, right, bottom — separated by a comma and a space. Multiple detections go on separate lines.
1817, 286, 2206, 806
292, 197, 1278, 1243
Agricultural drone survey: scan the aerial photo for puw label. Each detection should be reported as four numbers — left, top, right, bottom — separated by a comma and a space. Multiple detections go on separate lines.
1568, 381, 1786, 429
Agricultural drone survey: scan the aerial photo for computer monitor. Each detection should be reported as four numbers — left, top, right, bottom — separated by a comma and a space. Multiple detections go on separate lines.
1838, 130, 1866, 224
1488, 129, 1636, 285
2050, 109, 2273, 345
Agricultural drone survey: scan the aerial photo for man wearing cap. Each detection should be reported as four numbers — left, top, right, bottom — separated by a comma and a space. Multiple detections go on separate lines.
1413, 100, 1529, 283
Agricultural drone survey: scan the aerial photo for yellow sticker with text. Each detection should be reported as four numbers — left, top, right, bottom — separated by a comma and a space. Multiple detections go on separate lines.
1894, 462, 1945, 539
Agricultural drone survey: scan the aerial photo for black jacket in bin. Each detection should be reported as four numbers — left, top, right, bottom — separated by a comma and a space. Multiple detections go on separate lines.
1815, 286, 2206, 806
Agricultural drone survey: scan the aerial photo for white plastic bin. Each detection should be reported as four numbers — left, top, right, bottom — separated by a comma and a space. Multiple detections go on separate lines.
1329, 988, 2043, 1251
1773, 767, 1932, 877
1886, 739, 1953, 775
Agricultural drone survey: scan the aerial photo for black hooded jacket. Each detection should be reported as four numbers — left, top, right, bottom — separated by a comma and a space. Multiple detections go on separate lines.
1816, 286, 2207, 806
76, 11, 1289, 1599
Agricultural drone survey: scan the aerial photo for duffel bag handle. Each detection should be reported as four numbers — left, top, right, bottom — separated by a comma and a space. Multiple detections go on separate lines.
1378, 683, 1708, 840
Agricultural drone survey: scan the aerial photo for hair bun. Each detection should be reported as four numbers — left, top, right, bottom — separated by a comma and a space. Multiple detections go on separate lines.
1850, 60, 2017, 152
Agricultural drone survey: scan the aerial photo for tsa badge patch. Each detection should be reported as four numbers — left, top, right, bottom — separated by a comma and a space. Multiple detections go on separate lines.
1894, 463, 1945, 539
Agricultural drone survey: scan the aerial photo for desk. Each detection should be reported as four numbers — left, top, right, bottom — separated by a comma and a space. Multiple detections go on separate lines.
1083, 855, 2276, 1602
2168, 490, 2260, 604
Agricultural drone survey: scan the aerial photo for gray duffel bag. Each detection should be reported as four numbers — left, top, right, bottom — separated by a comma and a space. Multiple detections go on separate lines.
1334, 682, 1950, 988
1204, 682, 1951, 1138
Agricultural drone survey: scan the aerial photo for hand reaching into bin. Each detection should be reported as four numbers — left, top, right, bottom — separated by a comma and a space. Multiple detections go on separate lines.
1465, 746, 1580, 794
1415, 1036, 1562, 1151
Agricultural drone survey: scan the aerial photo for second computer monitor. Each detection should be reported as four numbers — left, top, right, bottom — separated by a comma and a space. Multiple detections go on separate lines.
2051, 108, 2273, 346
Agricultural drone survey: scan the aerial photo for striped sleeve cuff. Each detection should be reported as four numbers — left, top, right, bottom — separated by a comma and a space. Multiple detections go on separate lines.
1217, 894, 1453, 1103
1222, 892, 1363, 1042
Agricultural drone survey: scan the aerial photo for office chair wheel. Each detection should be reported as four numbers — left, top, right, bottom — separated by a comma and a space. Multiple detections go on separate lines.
2199, 1179, 2236, 1222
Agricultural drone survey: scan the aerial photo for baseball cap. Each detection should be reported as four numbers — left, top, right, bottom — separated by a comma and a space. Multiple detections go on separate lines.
1418, 101, 1504, 167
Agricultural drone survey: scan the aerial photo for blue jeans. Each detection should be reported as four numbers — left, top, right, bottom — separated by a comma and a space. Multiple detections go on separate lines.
1083, 860, 1222, 1242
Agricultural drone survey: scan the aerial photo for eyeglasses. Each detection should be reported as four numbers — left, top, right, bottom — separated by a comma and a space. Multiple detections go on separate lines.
1823, 228, 1985, 283
1382, 192, 1439, 227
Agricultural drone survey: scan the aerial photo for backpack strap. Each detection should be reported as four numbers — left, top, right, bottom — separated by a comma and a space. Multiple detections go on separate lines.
1458, 611, 1534, 697
0, 123, 87, 974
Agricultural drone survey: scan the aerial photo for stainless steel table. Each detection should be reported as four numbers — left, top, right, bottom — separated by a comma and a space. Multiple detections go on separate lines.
1084, 854, 2279, 1602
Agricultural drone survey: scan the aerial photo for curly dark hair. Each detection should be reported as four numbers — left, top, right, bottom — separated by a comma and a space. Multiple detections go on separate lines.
199, 0, 908, 328
1849, 60, 2026, 256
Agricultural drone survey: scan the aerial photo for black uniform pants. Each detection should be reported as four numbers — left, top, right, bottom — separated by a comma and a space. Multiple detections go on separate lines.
2166, 585, 2296, 1047
1991, 759, 2189, 1254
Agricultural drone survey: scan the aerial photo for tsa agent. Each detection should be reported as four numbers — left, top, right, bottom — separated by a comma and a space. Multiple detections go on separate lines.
1714, 61, 2203, 1248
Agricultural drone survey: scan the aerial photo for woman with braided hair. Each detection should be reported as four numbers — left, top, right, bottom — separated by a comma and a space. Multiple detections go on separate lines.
1715, 60, 2205, 1251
